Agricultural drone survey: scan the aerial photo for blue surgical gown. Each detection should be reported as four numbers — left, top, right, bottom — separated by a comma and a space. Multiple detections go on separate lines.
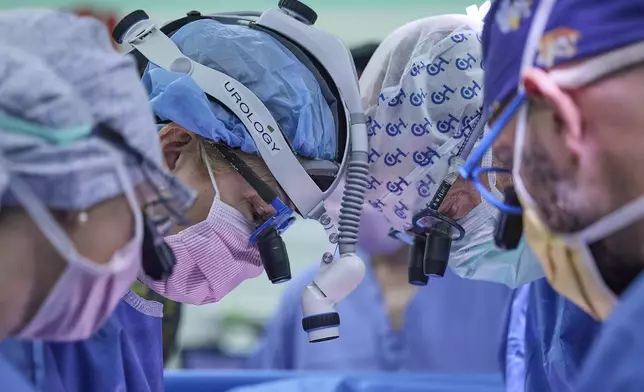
247, 252, 512, 372
0, 354, 36, 392
503, 284, 530, 392
574, 271, 644, 391
0, 289, 164, 392
500, 279, 601, 392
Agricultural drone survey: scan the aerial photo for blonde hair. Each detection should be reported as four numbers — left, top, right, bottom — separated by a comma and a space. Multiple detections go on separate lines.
160, 122, 310, 201
198, 136, 278, 187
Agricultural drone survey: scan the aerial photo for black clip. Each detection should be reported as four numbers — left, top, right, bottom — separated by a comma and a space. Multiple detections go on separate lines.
493, 187, 523, 250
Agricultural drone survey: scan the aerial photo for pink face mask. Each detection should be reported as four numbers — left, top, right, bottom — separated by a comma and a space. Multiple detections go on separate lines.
13, 159, 142, 341
142, 156, 263, 305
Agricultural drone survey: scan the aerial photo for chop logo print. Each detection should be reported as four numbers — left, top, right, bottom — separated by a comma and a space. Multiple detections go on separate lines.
224, 81, 281, 155
365, 31, 484, 231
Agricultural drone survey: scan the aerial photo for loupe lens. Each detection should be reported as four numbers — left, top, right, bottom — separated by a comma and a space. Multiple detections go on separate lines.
423, 221, 452, 277
257, 228, 292, 284
142, 218, 176, 280
408, 236, 429, 286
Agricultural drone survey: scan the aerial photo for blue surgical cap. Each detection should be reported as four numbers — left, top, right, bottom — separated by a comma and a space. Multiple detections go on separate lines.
482, 0, 536, 119
0, 10, 194, 211
143, 19, 336, 160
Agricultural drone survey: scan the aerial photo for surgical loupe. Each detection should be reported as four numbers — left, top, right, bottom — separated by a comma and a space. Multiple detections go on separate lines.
493, 187, 523, 250
212, 143, 295, 284
113, 0, 368, 343
390, 113, 486, 286
403, 179, 467, 285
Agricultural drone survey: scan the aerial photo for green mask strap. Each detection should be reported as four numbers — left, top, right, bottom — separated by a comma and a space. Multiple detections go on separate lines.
0, 115, 91, 145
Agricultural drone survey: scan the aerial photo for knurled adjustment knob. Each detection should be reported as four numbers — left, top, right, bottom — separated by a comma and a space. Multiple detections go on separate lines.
301, 312, 340, 332
113, 9, 149, 44
278, 0, 318, 25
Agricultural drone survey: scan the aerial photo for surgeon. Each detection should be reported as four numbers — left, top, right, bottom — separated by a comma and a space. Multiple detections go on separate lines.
0, 9, 192, 391
248, 181, 511, 371
357, 6, 588, 388
137, 17, 337, 306
0, 9, 195, 392
460, 2, 602, 391
459, 0, 644, 390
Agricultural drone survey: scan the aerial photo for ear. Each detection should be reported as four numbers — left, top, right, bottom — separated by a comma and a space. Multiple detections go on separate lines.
158, 124, 197, 171
522, 67, 583, 152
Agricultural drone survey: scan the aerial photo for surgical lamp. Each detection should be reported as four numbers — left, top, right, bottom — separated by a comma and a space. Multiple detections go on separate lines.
113, 0, 368, 342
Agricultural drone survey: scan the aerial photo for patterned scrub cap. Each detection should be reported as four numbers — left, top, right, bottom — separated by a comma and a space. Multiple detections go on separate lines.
359, 14, 486, 232
0, 9, 194, 214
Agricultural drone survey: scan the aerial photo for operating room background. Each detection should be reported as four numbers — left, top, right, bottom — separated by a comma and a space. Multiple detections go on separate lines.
2, 0, 482, 369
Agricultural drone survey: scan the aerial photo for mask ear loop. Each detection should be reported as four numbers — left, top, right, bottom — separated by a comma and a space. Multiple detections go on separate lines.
201, 148, 222, 204
94, 124, 178, 280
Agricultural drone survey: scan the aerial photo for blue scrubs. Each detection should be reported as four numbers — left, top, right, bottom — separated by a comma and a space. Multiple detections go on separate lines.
247, 252, 512, 372
503, 284, 530, 392
0, 354, 36, 392
500, 279, 601, 392
0, 290, 164, 392
574, 271, 644, 391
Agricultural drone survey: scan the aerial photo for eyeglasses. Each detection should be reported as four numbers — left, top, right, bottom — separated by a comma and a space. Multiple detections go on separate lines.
458, 92, 527, 215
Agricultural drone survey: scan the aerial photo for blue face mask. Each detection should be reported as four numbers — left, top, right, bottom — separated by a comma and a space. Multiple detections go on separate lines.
448, 201, 544, 288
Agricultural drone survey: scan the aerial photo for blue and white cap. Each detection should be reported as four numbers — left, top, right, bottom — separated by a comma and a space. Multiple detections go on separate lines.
359, 14, 486, 232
